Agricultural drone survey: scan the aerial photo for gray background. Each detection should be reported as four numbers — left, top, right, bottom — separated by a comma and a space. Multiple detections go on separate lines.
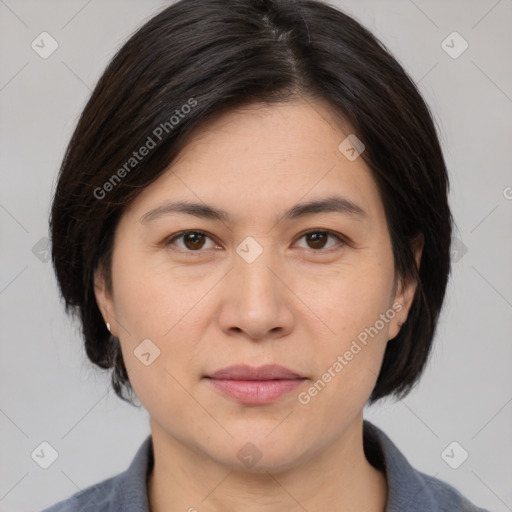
1, 0, 511, 511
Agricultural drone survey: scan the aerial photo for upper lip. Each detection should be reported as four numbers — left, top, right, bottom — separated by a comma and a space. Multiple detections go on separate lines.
207, 364, 304, 380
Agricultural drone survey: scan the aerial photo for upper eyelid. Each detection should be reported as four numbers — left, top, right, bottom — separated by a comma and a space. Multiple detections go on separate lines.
166, 230, 218, 245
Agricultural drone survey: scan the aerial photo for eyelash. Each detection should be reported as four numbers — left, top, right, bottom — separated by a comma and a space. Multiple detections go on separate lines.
164, 229, 347, 256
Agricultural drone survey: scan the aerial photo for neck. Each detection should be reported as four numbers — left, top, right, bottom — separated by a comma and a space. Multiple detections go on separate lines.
147, 415, 387, 512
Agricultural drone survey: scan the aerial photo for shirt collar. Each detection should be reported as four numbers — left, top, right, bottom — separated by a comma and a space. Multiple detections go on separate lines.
363, 419, 441, 511
112, 433, 153, 512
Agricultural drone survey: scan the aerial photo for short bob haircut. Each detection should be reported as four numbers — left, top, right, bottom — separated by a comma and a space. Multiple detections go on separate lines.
50, 0, 453, 406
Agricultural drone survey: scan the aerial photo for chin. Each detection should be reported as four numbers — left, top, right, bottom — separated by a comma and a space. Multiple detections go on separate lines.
208, 433, 312, 475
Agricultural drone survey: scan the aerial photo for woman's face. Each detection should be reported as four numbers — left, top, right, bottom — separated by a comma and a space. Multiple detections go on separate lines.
96, 97, 419, 471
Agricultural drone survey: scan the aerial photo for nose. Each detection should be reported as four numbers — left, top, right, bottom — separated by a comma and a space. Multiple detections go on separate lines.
216, 249, 295, 341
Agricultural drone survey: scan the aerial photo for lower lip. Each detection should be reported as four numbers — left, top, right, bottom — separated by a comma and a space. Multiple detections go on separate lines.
206, 378, 306, 404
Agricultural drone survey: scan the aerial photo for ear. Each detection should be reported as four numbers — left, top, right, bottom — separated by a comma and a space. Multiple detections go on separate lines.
94, 266, 117, 336
389, 233, 424, 340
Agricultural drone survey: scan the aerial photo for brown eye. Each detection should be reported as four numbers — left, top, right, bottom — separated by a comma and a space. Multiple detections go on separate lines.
182, 231, 206, 250
295, 230, 345, 251
306, 231, 328, 249
166, 230, 217, 252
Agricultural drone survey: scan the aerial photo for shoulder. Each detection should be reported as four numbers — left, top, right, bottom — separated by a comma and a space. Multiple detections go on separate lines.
411, 466, 491, 512
363, 420, 491, 512
39, 434, 153, 512
39, 475, 119, 512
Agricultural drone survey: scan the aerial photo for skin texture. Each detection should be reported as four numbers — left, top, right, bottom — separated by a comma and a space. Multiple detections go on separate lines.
95, 97, 422, 512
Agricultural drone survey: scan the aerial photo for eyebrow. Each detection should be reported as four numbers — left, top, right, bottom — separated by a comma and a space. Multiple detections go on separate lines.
138, 195, 368, 225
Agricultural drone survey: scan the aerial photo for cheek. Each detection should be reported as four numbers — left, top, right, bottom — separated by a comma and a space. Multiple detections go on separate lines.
109, 251, 212, 402
110, 247, 206, 339
298, 294, 390, 428
301, 256, 395, 401
314, 260, 396, 346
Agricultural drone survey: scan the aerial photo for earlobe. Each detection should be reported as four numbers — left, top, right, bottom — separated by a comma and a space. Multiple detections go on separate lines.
413, 233, 424, 272
391, 233, 424, 337
94, 267, 116, 335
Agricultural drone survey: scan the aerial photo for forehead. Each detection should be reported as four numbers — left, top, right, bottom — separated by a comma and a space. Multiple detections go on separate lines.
124, 98, 385, 226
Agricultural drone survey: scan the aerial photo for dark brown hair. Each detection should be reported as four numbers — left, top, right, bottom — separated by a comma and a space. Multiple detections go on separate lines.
50, 0, 453, 406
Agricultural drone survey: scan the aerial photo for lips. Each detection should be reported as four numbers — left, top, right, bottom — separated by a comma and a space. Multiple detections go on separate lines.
205, 364, 307, 405
207, 364, 303, 380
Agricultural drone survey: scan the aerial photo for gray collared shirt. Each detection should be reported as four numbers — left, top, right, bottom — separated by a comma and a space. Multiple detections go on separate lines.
41, 420, 491, 511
